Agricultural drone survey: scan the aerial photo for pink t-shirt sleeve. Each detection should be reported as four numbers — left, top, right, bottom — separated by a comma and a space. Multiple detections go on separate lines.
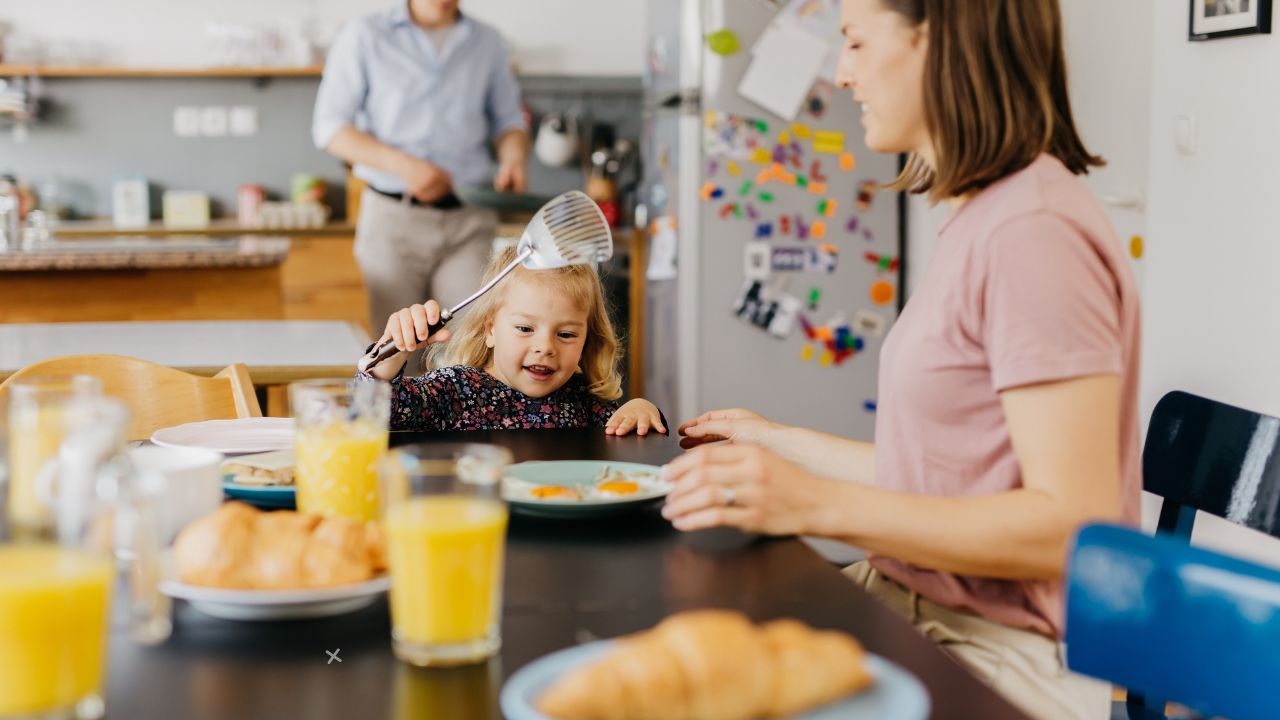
982, 213, 1123, 392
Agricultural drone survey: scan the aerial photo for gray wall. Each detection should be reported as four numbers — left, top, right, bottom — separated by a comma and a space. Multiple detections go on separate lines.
0, 75, 641, 220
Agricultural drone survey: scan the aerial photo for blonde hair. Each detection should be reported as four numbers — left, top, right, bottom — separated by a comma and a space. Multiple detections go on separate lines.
427, 246, 624, 401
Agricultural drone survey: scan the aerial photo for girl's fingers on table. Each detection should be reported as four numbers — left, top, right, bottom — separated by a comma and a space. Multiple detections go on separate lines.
613, 416, 637, 436
636, 417, 651, 436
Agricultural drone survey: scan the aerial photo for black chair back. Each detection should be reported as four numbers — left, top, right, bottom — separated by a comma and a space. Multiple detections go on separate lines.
1143, 390, 1280, 540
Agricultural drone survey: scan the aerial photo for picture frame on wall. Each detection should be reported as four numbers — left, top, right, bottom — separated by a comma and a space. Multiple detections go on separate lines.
1190, 0, 1273, 40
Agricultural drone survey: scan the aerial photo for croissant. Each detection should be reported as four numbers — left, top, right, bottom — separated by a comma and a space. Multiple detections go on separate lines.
173, 501, 388, 589
537, 610, 874, 720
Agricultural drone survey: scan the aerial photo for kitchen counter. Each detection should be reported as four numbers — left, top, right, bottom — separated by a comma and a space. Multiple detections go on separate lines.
0, 236, 290, 271
53, 218, 357, 238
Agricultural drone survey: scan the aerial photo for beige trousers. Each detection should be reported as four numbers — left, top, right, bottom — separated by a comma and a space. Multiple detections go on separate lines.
844, 561, 1110, 720
354, 187, 498, 343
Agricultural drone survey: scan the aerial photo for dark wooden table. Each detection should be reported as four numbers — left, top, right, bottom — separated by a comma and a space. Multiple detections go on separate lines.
105, 429, 1027, 719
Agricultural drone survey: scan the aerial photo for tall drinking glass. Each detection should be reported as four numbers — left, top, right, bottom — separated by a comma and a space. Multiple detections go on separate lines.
6, 375, 102, 539
291, 379, 390, 521
0, 396, 167, 720
381, 443, 511, 667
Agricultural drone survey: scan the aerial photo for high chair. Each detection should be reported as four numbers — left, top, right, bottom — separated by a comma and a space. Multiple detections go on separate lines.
0, 354, 262, 441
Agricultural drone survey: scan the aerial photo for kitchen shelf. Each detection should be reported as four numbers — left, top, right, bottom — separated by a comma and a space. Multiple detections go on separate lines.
0, 64, 323, 78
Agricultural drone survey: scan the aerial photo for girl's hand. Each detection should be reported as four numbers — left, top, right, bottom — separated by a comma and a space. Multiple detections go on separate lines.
677, 407, 784, 450
661, 444, 832, 534
367, 301, 452, 381
606, 399, 667, 436
384, 300, 452, 353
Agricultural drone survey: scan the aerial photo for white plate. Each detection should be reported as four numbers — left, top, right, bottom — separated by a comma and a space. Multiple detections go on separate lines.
503, 460, 670, 519
502, 640, 929, 720
151, 418, 296, 455
159, 575, 389, 621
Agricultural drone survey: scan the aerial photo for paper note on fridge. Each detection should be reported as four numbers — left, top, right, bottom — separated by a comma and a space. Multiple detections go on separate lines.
646, 216, 679, 281
738, 19, 830, 121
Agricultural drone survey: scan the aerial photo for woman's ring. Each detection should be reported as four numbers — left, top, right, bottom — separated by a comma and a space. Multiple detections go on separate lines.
722, 486, 738, 507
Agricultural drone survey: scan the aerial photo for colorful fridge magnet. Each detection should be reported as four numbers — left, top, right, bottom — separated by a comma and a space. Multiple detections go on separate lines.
805, 82, 833, 119
755, 222, 773, 238
801, 345, 815, 362
869, 279, 896, 306
812, 130, 845, 154
706, 28, 741, 56
739, 180, 754, 196
845, 216, 859, 232
800, 314, 866, 368
700, 182, 719, 201
855, 180, 878, 211
778, 130, 791, 145
863, 400, 877, 413
707, 159, 720, 176
779, 215, 791, 235
771, 247, 808, 272
807, 244, 838, 273
811, 220, 827, 240
752, 147, 772, 165
732, 279, 801, 339
744, 242, 771, 280
839, 152, 856, 172
790, 123, 812, 139
863, 251, 900, 272
810, 160, 828, 183
1129, 235, 1144, 260
853, 310, 887, 338
727, 160, 742, 177
808, 287, 822, 311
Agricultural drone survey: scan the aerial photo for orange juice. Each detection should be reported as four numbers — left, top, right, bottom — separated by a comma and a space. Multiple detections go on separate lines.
295, 420, 387, 521
7, 407, 65, 533
386, 496, 508, 646
0, 545, 113, 715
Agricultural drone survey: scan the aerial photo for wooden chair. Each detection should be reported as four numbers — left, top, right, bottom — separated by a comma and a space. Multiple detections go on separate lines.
1105, 390, 1280, 719
0, 354, 262, 441
1066, 523, 1280, 720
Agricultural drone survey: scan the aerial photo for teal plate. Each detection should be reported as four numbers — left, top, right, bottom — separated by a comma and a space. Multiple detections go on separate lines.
222, 474, 296, 510
501, 640, 930, 720
503, 460, 668, 519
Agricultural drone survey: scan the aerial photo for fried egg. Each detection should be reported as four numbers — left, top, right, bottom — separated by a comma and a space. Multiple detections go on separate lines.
588, 467, 667, 500
531, 484, 581, 500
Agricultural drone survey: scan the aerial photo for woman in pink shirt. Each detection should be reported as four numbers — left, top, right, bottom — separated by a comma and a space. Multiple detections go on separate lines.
663, 0, 1140, 718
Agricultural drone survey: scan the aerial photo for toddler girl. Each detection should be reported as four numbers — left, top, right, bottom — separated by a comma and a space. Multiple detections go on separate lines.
361, 246, 665, 435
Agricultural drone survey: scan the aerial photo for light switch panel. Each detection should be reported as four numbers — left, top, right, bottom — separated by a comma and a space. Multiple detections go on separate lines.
229, 106, 258, 137
173, 106, 200, 137
200, 106, 228, 137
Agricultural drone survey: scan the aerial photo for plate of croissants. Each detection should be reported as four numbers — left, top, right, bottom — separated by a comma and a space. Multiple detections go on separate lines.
501, 609, 929, 720
160, 502, 389, 621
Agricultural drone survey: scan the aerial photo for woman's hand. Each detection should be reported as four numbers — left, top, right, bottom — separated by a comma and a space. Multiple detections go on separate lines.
367, 301, 452, 381
606, 399, 667, 436
661, 444, 834, 534
677, 407, 785, 450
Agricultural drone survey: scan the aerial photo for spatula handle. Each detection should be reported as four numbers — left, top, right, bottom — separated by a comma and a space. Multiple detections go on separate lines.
358, 309, 453, 373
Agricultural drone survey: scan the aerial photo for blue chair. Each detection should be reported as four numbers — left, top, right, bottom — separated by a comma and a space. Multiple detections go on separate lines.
1066, 523, 1280, 720
1110, 390, 1280, 718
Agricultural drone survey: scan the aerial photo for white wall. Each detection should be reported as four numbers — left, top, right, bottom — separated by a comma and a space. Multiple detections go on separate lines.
0, 0, 645, 76
1142, 1, 1280, 567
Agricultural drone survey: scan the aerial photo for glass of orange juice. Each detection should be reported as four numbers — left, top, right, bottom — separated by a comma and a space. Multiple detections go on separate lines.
6, 374, 102, 539
381, 443, 512, 667
291, 379, 390, 522
1, 395, 167, 719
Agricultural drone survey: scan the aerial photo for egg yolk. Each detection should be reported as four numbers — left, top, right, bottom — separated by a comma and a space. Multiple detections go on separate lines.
596, 480, 640, 495
532, 485, 578, 499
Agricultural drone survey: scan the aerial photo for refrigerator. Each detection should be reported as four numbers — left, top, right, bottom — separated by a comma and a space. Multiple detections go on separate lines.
640, 0, 904, 440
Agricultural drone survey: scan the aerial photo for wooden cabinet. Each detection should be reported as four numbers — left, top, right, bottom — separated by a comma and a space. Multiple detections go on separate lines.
279, 235, 371, 336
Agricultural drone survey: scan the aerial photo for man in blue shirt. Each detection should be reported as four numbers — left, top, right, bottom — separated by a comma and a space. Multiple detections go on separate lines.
313, 0, 529, 341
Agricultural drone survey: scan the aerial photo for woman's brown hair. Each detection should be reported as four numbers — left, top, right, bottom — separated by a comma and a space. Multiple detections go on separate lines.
425, 245, 624, 401
882, 0, 1104, 201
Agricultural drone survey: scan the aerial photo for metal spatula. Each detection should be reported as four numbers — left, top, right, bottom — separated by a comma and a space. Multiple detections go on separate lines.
358, 190, 613, 373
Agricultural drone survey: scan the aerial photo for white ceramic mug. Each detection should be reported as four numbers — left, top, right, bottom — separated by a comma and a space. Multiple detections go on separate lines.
126, 445, 225, 543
